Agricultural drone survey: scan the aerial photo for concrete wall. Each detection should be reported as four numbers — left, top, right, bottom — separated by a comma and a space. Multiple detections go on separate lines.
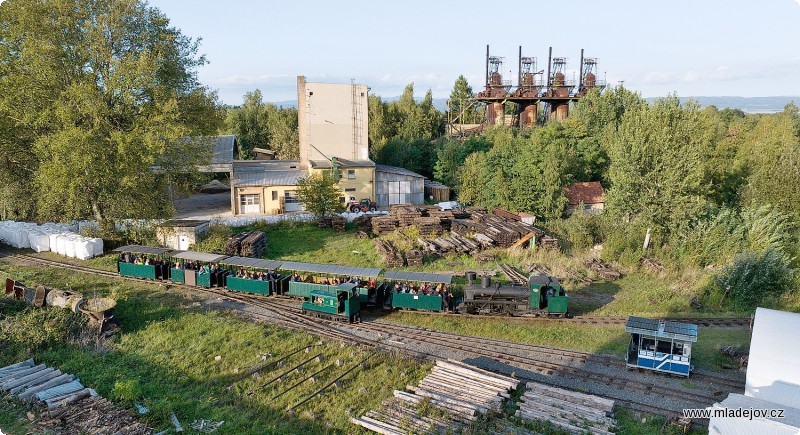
297, 76, 369, 168
156, 223, 209, 250
566, 203, 604, 216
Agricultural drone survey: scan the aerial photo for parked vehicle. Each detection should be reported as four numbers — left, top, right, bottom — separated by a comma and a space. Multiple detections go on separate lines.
349, 198, 377, 213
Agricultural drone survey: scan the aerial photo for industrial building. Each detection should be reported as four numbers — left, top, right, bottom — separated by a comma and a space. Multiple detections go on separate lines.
228, 76, 427, 215
467, 45, 605, 128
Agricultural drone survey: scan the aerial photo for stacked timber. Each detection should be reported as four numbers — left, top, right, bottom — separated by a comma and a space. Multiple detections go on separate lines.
418, 233, 481, 256
584, 258, 621, 280
406, 249, 424, 267
351, 359, 520, 434
374, 240, 405, 267
540, 235, 561, 251
352, 215, 373, 233
371, 216, 400, 236
330, 216, 346, 232
426, 210, 454, 231
516, 382, 617, 434
415, 217, 444, 237
240, 231, 267, 257
392, 205, 424, 226
0, 359, 149, 434
225, 232, 249, 256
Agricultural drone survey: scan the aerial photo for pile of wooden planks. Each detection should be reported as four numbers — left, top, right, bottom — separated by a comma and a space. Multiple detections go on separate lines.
405, 249, 423, 267
584, 258, 621, 280
225, 232, 249, 256
417, 233, 482, 256
351, 359, 520, 434
374, 240, 405, 267
330, 216, 346, 232
241, 231, 267, 257
371, 216, 401, 236
539, 235, 561, 251
352, 215, 373, 233
516, 382, 617, 434
226, 231, 267, 257
391, 204, 424, 226
415, 217, 444, 237
0, 359, 149, 434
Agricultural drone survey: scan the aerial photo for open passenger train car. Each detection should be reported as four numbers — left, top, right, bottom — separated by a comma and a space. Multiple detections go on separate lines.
383, 270, 454, 312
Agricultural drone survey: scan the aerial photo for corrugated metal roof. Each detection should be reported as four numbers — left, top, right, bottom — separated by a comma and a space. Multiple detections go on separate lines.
169, 251, 229, 263
746, 308, 800, 409
278, 261, 381, 278
220, 256, 282, 270
624, 317, 698, 342
310, 158, 375, 169
383, 270, 452, 284
375, 164, 426, 179
212, 135, 237, 164
112, 245, 174, 255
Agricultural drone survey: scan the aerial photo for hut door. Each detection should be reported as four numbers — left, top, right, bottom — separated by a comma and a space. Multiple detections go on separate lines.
387, 181, 412, 205
179, 236, 189, 251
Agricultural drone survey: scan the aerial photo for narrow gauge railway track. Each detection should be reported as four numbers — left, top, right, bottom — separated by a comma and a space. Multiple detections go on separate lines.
1, 251, 743, 419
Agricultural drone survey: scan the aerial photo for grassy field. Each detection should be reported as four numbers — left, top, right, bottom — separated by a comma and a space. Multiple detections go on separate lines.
0, 264, 431, 434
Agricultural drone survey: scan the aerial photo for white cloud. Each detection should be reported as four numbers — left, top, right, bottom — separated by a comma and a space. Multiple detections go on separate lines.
795, 0, 800, 7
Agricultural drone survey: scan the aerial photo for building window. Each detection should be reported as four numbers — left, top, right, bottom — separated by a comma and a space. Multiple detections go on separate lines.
347, 170, 355, 180
345, 188, 356, 192
339, 196, 346, 203
272, 191, 277, 201
284, 190, 299, 204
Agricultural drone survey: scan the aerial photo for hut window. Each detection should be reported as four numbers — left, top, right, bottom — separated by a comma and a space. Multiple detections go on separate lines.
347, 170, 356, 179
272, 191, 278, 201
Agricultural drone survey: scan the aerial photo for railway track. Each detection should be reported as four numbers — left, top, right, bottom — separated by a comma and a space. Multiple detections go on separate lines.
1, 251, 746, 421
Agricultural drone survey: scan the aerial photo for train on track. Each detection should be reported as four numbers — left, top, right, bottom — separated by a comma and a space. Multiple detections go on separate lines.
112, 245, 570, 322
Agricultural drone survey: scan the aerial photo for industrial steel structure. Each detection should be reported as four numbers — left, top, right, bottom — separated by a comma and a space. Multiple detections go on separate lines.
472, 45, 606, 127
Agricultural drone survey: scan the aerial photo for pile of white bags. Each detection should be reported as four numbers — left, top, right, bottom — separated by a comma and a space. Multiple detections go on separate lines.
0, 220, 103, 260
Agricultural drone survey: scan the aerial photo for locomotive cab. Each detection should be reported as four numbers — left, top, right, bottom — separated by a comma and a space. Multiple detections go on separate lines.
528, 274, 569, 316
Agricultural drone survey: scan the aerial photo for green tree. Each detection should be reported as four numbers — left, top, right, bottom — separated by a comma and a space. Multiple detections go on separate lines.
295, 172, 344, 219
0, 0, 221, 230
225, 90, 299, 160
447, 75, 480, 124
605, 95, 715, 234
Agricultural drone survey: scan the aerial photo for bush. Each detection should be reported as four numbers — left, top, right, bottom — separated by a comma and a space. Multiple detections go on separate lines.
713, 249, 796, 310
191, 223, 233, 254
541, 211, 601, 253
599, 218, 654, 268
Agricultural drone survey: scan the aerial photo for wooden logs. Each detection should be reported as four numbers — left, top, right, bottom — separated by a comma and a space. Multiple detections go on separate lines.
374, 240, 405, 267
516, 381, 617, 434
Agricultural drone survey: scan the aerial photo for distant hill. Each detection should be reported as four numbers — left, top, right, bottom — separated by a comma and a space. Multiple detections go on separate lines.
647, 96, 799, 114
267, 96, 800, 114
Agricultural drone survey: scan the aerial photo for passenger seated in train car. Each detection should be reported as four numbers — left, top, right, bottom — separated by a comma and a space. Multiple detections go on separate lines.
394, 282, 401, 293
369, 278, 377, 291
198, 264, 209, 274
292, 272, 301, 282
175, 261, 184, 269
348, 276, 359, 284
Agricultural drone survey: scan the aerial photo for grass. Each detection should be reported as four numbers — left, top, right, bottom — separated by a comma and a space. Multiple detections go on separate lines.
0, 263, 430, 434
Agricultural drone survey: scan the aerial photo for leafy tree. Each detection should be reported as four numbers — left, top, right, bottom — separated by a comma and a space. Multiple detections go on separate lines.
447, 75, 480, 124
0, 0, 221, 231
605, 95, 715, 234
295, 172, 344, 219
433, 136, 492, 189
714, 249, 795, 310
225, 90, 299, 159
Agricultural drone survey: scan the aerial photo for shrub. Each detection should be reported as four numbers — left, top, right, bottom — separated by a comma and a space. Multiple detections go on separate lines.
542, 211, 601, 253
191, 223, 233, 254
713, 249, 796, 310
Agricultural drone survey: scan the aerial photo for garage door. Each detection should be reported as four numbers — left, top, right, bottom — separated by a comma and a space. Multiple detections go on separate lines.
387, 181, 411, 205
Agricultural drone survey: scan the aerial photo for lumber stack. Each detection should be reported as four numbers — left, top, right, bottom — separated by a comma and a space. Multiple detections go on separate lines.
415, 217, 444, 237
516, 382, 617, 435
539, 235, 561, 251
371, 216, 400, 236
405, 249, 424, 267
330, 216, 346, 232
584, 258, 621, 280
374, 239, 405, 267
0, 359, 149, 434
351, 359, 520, 434
241, 231, 267, 257
418, 233, 482, 256
392, 205, 424, 226
352, 215, 373, 233
225, 232, 249, 256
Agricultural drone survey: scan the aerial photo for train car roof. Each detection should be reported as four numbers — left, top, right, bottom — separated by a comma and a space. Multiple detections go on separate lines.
624, 316, 698, 342
383, 270, 452, 284
112, 245, 174, 255
220, 256, 283, 270
169, 251, 229, 263
279, 261, 382, 278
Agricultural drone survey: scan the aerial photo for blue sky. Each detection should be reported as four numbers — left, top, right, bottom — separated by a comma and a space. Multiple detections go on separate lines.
148, 0, 800, 106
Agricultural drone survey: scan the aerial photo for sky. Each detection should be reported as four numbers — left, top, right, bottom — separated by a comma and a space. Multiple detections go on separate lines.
147, 0, 800, 106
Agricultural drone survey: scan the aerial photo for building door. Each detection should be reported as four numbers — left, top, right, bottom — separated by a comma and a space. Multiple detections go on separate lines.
283, 190, 304, 212
240, 194, 261, 214
179, 236, 189, 251
387, 181, 412, 205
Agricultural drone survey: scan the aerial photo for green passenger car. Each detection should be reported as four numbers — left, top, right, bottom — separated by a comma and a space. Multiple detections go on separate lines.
226, 276, 270, 295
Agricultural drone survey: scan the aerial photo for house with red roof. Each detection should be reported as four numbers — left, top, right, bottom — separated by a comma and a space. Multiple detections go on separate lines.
565, 181, 605, 215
